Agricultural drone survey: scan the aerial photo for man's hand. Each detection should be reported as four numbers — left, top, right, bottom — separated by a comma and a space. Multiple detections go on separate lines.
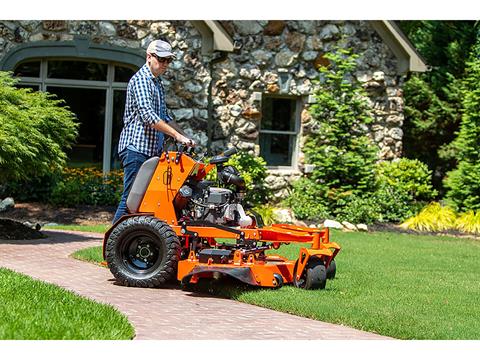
176, 134, 196, 147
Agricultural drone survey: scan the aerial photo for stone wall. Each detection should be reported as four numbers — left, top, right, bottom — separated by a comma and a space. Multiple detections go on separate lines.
0, 20, 406, 200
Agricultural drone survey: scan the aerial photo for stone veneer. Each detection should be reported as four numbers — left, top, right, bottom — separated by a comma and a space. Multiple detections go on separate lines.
0, 20, 406, 200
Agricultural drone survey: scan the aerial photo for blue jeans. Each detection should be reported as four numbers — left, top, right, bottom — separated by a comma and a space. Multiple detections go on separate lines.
113, 149, 149, 223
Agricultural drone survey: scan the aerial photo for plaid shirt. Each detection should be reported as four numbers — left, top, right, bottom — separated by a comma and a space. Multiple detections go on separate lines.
118, 64, 173, 156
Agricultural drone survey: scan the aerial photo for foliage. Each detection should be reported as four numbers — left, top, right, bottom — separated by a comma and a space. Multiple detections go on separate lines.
251, 205, 277, 226
402, 75, 461, 191
0, 172, 60, 202
444, 47, 480, 212
0, 167, 123, 206
0, 72, 78, 183
398, 21, 478, 193
400, 20, 477, 194
455, 210, 480, 235
287, 47, 378, 221
0, 267, 134, 339
375, 158, 437, 201
400, 202, 457, 232
335, 184, 420, 225
50, 167, 123, 207
283, 177, 331, 221
207, 152, 271, 206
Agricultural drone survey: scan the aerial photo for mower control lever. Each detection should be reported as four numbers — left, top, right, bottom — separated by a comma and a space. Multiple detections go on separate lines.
223, 147, 237, 157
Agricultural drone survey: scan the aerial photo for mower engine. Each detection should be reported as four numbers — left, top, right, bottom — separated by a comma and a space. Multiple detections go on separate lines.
176, 166, 253, 227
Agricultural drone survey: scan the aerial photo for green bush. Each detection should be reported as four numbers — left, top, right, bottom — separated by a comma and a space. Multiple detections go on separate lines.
50, 167, 123, 206
444, 48, 480, 211
444, 161, 480, 211
207, 152, 271, 207
0, 172, 61, 202
288, 157, 436, 224
0, 72, 78, 183
376, 158, 438, 201
283, 177, 331, 221
286, 46, 378, 221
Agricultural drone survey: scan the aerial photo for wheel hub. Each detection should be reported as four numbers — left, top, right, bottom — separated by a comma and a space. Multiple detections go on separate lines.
138, 245, 152, 259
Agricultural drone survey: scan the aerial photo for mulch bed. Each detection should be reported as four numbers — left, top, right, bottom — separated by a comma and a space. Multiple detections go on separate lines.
0, 218, 46, 240
1, 202, 115, 226
0, 202, 115, 240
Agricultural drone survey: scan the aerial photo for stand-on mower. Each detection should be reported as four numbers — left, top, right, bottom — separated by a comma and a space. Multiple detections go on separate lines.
103, 146, 341, 290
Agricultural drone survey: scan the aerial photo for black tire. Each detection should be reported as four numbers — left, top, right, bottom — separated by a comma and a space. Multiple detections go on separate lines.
273, 273, 284, 289
293, 257, 327, 290
105, 216, 181, 288
326, 259, 336, 280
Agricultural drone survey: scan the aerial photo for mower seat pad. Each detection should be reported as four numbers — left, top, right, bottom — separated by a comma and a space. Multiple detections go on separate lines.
126, 156, 159, 213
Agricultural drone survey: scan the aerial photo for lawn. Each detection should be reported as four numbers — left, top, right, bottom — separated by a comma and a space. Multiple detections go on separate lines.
43, 224, 110, 233
73, 229, 480, 340
0, 267, 134, 339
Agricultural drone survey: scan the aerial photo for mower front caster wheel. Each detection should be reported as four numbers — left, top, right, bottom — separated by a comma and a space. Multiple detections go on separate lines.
293, 258, 327, 290
326, 259, 336, 280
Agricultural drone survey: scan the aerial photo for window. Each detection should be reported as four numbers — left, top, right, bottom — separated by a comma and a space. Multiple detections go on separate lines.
13, 59, 138, 172
260, 96, 300, 167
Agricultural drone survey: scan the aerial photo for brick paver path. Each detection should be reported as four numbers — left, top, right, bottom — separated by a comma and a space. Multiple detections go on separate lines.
0, 230, 391, 340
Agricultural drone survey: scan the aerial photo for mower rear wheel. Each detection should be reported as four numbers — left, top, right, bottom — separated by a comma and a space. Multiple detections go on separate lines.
105, 216, 181, 288
293, 257, 327, 290
326, 259, 336, 280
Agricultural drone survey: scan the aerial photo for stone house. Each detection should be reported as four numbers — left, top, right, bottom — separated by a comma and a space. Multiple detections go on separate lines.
0, 20, 426, 199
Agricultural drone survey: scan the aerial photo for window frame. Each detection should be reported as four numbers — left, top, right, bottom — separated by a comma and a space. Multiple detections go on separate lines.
259, 94, 302, 170
13, 58, 137, 173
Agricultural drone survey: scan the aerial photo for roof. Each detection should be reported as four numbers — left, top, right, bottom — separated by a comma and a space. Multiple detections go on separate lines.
370, 21, 428, 73
193, 20, 427, 74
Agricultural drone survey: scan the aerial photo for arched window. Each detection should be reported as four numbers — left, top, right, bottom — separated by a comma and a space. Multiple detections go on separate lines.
1, 38, 145, 172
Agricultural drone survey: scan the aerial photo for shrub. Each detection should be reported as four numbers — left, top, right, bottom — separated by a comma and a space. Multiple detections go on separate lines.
400, 202, 457, 232
283, 177, 331, 221
0, 72, 78, 184
251, 205, 277, 226
376, 158, 437, 201
444, 49, 480, 211
444, 160, 480, 212
303, 47, 378, 201
50, 167, 123, 207
207, 152, 271, 207
455, 210, 480, 234
287, 46, 378, 220
0, 172, 61, 202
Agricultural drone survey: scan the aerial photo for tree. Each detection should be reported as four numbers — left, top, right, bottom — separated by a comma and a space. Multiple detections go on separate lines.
0, 72, 78, 184
286, 47, 378, 220
398, 21, 478, 194
444, 43, 480, 211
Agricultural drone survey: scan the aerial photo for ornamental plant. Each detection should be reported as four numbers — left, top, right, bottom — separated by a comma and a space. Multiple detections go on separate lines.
287, 47, 378, 219
444, 45, 480, 211
0, 72, 78, 183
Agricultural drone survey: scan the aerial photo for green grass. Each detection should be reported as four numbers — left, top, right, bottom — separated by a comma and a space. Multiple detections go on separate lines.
73, 230, 480, 339
72, 246, 105, 265
43, 224, 110, 233
0, 267, 134, 339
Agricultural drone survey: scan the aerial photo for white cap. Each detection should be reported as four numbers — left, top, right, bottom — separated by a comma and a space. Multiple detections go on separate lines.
147, 40, 175, 58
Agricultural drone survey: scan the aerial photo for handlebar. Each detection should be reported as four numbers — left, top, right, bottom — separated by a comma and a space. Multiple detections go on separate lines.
223, 147, 237, 157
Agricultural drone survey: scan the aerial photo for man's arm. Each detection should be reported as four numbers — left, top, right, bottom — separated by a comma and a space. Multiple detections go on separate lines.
151, 120, 195, 146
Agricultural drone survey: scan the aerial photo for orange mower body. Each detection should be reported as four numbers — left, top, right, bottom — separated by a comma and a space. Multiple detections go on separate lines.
103, 148, 341, 290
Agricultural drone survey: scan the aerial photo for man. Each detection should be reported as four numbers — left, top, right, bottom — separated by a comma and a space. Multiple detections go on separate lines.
113, 39, 195, 223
